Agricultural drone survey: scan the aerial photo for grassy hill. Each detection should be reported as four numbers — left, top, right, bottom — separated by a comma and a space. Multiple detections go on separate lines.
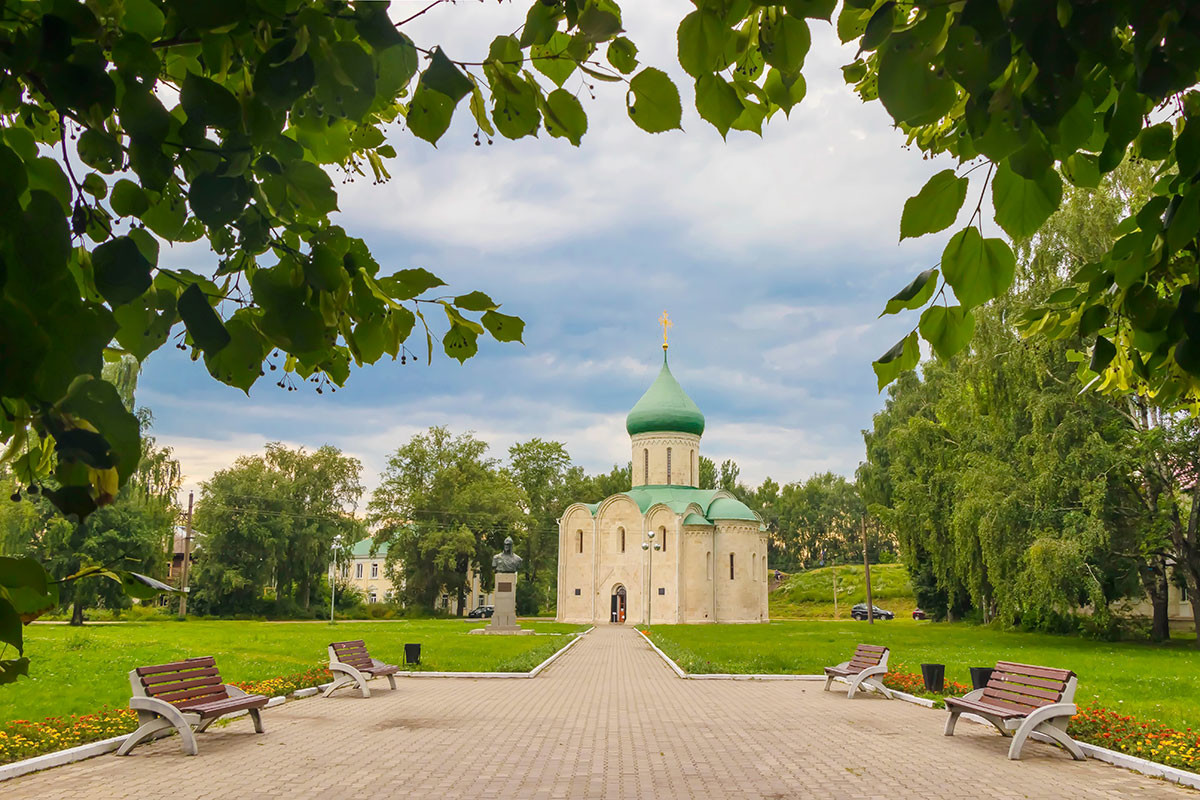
770, 563, 917, 619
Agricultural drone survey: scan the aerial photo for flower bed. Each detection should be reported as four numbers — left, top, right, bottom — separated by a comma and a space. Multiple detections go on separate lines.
1070, 703, 1200, 774
0, 665, 332, 766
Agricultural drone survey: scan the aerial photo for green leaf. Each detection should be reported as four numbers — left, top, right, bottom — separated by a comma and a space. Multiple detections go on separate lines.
521, 1, 563, 47
122, 0, 165, 41
677, 10, 731, 79
141, 191, 187, 239
763, 69, 806, 116
877, 36, 955, 126
991, 162, 1063, 240
119, 570, 180, 600
881, 268, 939, 316
532, 32, 576, 88
785, 0, 837, 20
577, 0, 623, 43
0, 597, 21, 655
695, 74, 743, 139
1063, 153, 1100, 189
1089, 335, 1116, 373
181, 72, 241, 131
836, 5, 871, 44
919, 305, 975, 359
492, 73, 541, 140
860, 2, 896, 51
759, 13, 810, 77
454, 291, 498, 311
377, 268, 446, 300
284, 161, 337, 216
189, 173, 249, 227
92, 236, 153, 307
900, 170, 968, 240
941, 227, 1016, 310
81, 173, 107, 200
26, 157, 72, 215
627, 68, 682, 134
1167, 190, 1200, 254
482, 310, 525, 343
443, 323, 479, 363
253, 41, 315, 110
110, 179, 150, 218
177, 283, 231, 354
422, 47, 473, 103
873, 331, 919, 391
543, 89, 588, 146
407, 83, 455, 144
0, 556, 48, 597
60, 377, 141, 485
607, 36, 638, 74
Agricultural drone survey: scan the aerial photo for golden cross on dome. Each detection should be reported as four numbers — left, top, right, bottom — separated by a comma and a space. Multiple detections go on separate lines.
658, 310, 672, 350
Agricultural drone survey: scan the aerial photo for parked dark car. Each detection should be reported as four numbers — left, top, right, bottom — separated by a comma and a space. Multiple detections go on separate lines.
912, 608, 927, 620
850, 603, 894, 621
466, 605, 494, 619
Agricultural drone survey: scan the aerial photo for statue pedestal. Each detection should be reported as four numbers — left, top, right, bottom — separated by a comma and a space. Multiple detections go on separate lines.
470, 571, 531, 635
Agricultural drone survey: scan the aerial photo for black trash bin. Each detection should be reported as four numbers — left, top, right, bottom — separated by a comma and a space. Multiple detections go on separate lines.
921, 663, 945, 692
404, 643, 421, 665
970, 667, 994, 690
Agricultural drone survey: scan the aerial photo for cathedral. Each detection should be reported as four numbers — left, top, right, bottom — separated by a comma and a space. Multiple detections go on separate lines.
556, 319, 769, 625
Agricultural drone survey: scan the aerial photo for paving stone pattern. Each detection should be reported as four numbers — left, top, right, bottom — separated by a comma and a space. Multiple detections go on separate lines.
7, 626, 1193, 799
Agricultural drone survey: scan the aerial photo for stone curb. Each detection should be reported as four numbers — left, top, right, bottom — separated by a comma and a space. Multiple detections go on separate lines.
636, 630, 1200, 792
0, 630, 596, 783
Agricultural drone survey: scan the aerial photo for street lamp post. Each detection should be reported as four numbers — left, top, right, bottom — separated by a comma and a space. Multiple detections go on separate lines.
330, 535, 343, 624
641, 530, 661, 628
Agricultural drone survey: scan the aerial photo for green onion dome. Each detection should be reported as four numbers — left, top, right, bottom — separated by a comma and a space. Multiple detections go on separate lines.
625, 353, 705, 437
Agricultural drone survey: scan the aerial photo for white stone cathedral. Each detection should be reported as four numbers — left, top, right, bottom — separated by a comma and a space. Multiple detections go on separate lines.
556, 326, 769, 625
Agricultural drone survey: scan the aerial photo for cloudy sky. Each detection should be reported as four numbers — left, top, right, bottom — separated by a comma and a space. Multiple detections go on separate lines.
142, 1, 965, 498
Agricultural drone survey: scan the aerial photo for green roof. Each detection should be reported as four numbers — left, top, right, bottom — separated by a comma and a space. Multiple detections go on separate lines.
617, 486, 760, 523
625, 352, 705, 437
707, 497, 760, 521
682, 512, 713, 526
348, 537, 388, 559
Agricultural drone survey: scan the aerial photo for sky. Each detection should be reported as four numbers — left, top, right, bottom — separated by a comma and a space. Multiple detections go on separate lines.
140, 1, 969, 500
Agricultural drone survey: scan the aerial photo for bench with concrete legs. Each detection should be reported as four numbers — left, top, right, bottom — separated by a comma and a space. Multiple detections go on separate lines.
823, 644, 893, 699
944, 660, 1084, 761
116, 656, 268, 756
324, 640, 400, 698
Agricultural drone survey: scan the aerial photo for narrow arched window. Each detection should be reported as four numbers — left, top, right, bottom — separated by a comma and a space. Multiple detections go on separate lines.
690, 449, 695, 485
666, 447, 672, 484
619, 527, 625, 553
643, 449, 649, 483
577, 530, 583, 554
730, 553, 735, 580
660, 526, 667, 553
706, 551, 712, 579
752, 553, 757, 576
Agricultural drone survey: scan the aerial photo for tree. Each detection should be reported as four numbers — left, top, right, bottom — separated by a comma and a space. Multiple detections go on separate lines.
368, 427, 524, 614
191, 443, 363, 616
698, 455, 717, 489
506, 438, 573, 584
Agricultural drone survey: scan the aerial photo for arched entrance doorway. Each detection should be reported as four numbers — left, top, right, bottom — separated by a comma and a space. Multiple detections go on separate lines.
610, 585, 627, 624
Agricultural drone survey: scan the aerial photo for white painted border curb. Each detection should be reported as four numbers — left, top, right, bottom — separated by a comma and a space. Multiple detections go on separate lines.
0, 630, 593, 782
636, 630, 1200, 792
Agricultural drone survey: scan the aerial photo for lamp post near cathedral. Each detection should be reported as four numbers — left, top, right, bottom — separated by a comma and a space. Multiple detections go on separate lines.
642, 530, 661, 628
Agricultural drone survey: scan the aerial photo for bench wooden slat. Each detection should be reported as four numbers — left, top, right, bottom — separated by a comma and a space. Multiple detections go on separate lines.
981, 687, 1051, 709
972, 693, 1044, 715
135, 657, 215, 677
332, 640, 366, 650
146, 675, 223, 697
141, 666, 220, 686
990, 670, 1066, 693
157, 685, 229, 705
994, 661, 1073, 682
945, 696, 1025, 719
336, 649, 370, 661
855, 644, 887, 653
985, 677, 1061, 701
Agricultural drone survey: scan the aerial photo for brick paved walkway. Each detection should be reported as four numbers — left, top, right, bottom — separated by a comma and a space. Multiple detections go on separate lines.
6, 626, 1192, 799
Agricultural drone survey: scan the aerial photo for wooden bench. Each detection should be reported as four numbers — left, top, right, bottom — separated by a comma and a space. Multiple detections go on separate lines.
116, 657, 268, 756
944, 660, 1084, 761
324, 640, 400, 698
823, 644, 892, 699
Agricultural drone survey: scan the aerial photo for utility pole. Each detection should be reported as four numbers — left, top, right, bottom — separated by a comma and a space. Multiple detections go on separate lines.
862, 515, 874, 625
179, 491, 193, 617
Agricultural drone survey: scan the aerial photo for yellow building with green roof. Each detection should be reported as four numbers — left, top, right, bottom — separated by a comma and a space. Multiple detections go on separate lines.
556, 336, 769, 625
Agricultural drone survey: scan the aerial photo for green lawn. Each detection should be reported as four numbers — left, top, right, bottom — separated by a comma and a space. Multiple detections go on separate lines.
771, 563, 917, 619
648, 620, 1200, 731
3, 619, 585, 723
